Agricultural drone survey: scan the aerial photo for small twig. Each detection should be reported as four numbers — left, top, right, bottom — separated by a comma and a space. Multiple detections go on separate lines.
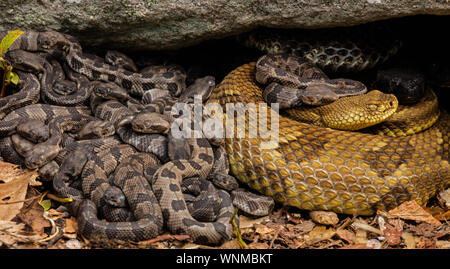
230, 207, 247, 248
352, 220, 383, 236
38, 226, 60, 243
269, 226, 281, 249
1, 71, 7, 98
0, 194, 42, 205
39, 211, 60, 243
0, 59, 11, 98
336, 217, 353, 231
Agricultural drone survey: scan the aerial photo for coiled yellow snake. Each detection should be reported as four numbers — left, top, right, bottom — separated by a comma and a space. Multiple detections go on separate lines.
207, 62, 449, 215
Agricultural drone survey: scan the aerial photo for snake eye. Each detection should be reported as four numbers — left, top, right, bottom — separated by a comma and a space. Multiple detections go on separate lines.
368, 104, 378, 111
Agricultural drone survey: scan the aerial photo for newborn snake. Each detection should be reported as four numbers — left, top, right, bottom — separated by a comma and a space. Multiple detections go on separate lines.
207, 62, 450, 215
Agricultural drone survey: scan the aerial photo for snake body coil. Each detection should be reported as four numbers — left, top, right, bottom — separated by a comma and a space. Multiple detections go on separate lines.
207, 63, 450, 215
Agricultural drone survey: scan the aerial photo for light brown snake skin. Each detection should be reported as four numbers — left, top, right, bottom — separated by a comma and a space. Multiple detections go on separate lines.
207, 62, 450, 215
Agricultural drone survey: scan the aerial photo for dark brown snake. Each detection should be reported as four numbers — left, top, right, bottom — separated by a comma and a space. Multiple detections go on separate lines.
256, 54, 367, 108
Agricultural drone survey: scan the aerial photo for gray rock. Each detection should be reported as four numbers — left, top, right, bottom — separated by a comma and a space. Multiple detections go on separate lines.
0, 0, 449, 50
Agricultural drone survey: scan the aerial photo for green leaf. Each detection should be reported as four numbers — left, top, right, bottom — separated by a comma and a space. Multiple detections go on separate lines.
8, 71, 19, 85
39, 199, 51, 211
0, 61, 4, 70
0, 30, 24, 55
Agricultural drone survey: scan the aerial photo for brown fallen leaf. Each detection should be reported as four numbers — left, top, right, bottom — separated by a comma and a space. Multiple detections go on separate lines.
336, 229, 356, 244
294, 220, 316, 235
64, 217, 78, 234
305, 226, 335, 245
309, 211, 339, 226
219, 239, 242, 249
63, 216, 78, 239
385, 200, 441, 226
0, 161, 38, 221
408, 222, 443, 238
433, 210, 450, 221
416, 237, 435, 249
384, 219, 404, 246
15, 188, 50, 235
438, 188, 450, 209
401, 232, 416, 249
139, 233, 191, 245
247, 242, 270, 249
0, 220, 43, 247
436, 240, 450, 249
354, 229, 368, 245
340, 243, 373, 249
254, 223, 275, 235
238, 215, 270, 229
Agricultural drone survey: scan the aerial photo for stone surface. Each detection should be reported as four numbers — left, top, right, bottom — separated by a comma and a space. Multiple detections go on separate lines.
0, 0, 449, 50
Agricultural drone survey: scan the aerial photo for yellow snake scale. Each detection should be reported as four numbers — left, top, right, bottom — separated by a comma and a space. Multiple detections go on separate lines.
207, 62, 450, 215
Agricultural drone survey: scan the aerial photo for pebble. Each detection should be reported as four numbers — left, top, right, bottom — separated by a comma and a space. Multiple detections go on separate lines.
65, 239, 81, 249
366, 239, 381, 249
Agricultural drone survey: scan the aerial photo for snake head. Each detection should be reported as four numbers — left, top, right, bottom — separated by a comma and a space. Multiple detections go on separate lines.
104, 186, 127, 207
365, 90, 398, 114
16, 119, 49, 143
92, 81, 129, 101
25, 143, 60, 169
37, 31, 68, 51
5, 50, 47, 73
131, 112, 171, 134
77, 120, 115, 139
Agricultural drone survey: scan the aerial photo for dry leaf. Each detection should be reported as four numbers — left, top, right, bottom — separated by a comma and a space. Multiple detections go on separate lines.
63, 217, 78, 239
340, 243, 371, 249
355, 229, 368, 245
15, 188, 50, 235
416, 237, 435, 249
305, 226, 335, 245
309, 211, 339, 226
401, 232, 416, 249
254, 224, 274, 235
239, 215, 269, 229
0, 220, 43, 247
386, 200, 441, 226
408, 222, 438, 238
247, 242, 270, 249
438, 188, 450, 208
0, 161, 38, 220
64, 217, 78, 234
294, 220, 316, 235
384, 219, 403, 246
433, 210, 450, 221
436, 240, 450, 249
336, 229, 356, 243
139, 233, 191, 245
220, 239, 243, 249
